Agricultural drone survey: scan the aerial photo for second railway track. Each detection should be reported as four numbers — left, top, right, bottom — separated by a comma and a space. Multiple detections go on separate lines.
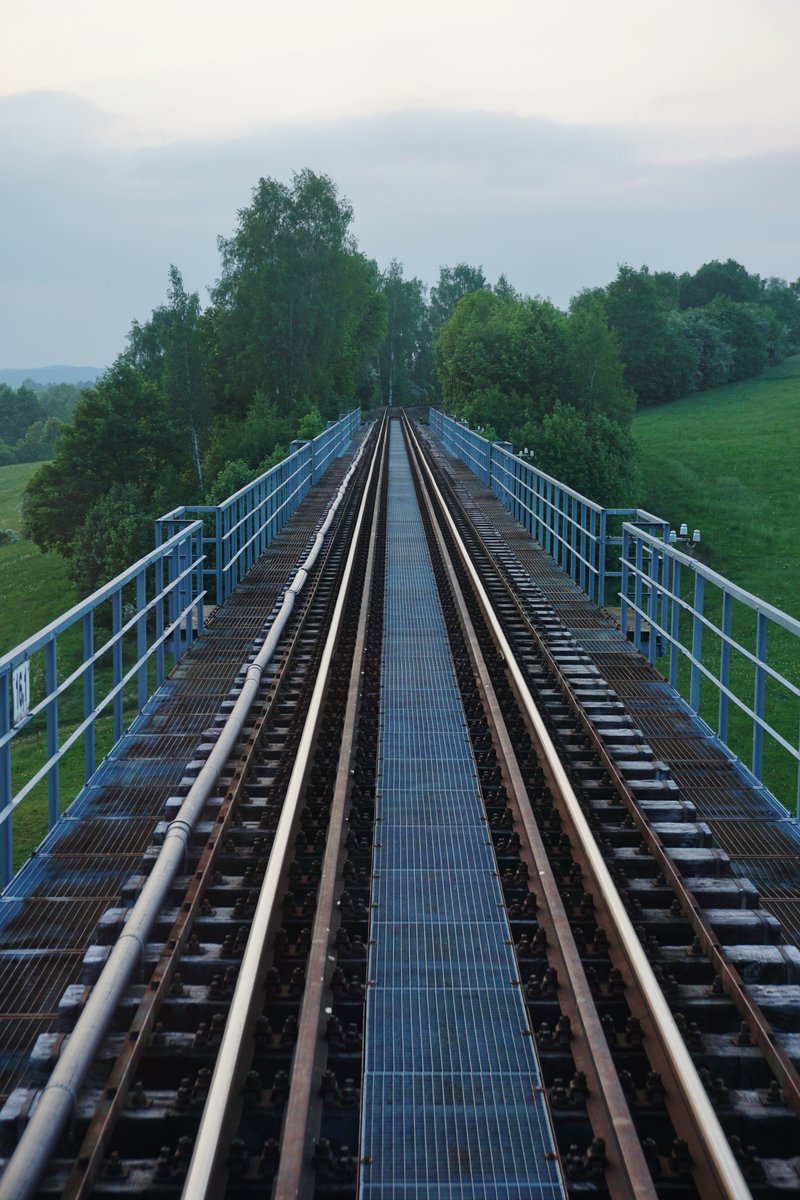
1, 411, 799, 1200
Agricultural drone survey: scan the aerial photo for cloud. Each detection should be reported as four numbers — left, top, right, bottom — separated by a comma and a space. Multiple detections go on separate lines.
0, 92, 798, 364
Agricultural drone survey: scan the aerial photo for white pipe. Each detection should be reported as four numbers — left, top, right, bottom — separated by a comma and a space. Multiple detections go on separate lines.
0, 432, 370, 1200
181, 416, 384, 1199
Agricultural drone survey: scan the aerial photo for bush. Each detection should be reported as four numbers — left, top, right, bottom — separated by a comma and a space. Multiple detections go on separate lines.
68, 484, 154, 595
205, 460, 254, 505
676, 310, 733, 391
518, 405, 639, 507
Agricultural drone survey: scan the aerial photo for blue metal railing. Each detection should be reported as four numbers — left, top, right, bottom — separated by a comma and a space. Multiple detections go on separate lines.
620, 526, 800, 811
158, 410, 361, 604
0, 521, 204, 884
429, 409, 663, 604
429, 407, 800, 814
0, 408, 361, 886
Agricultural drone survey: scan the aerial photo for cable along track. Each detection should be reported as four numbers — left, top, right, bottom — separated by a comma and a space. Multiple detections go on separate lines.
0, 417, 386, 1200
2, 411, 800, 1199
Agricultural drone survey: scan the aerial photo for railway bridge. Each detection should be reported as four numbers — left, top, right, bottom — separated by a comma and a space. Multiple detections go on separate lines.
0, 410, 799, 1199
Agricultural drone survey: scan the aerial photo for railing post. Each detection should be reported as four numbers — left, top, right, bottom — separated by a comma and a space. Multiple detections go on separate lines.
690, 573, 705, 713
155, 557, 166, 685
214, 508, 223, 607
179, 531, 191, 654
112, 589, 124, 742
195, 526, 204, 635
620, 527, 630, 640
82, 612, 95, 782
669, 559, 681, 689
718, 591, 732, 744
0, 673, 12, 887
633, 538, 644, 651
44, 639, 59, 829
753, 612, 768, 781
570, 495, 578, 584
647, 544, 659, 665
659, 542, 670, 657
136, 569, 147, 713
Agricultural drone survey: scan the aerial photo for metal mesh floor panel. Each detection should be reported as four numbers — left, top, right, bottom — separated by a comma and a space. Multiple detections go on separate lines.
359, 425, 564, 1199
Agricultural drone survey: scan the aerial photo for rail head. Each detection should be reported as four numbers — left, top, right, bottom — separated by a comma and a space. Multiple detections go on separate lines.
180, 415, 385, 1199
404, 412, 753, 1200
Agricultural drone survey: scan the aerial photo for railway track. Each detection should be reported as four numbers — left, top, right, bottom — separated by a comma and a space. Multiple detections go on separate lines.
0, 411, 799, 1198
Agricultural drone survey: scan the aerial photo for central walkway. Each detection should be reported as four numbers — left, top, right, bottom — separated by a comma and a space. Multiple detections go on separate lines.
358, 423, 564, 1198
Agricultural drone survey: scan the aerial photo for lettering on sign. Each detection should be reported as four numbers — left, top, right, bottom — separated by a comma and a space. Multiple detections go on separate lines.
12, 661, 30, 726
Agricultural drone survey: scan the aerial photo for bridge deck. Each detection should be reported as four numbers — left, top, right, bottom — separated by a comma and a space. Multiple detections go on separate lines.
0, 457, 354, 1106
430, 430, 800, 946
358, 424, 564, 1199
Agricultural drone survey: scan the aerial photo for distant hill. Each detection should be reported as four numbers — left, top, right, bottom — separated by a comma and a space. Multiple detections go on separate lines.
0, 366, 104, 388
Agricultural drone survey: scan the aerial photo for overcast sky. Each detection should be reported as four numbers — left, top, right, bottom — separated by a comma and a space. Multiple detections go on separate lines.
1, 0, 798, 366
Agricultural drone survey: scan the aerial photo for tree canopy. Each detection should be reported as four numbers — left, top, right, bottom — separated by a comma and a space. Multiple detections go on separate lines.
210, 170, 386, 419
18, 166, 798, 596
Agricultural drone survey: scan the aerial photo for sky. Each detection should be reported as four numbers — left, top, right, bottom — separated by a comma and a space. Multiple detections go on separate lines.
1, 0, 798, 366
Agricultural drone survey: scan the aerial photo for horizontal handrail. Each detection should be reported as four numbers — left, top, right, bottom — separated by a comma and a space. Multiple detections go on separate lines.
429, 405, 800, 815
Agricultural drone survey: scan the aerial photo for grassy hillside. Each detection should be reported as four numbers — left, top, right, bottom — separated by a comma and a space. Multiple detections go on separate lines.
634, 356, 800, 621
1, 464, 85, 861
0, 463, 76, 656
633, 356, 800, 810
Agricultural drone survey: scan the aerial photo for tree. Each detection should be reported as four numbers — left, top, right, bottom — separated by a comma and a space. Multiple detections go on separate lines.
202, 392, 294, 482
604, 265, 696, 405
680, 258, 763, 309
763, 277, 800, 344
566, 294, 635, 427
435, 290, 568, 429
211, 170, 385, 419
126, 266, 210, 489
377, 261, 430, 406
706, 297, 768, 380
68, 484, 154, 594
429, 263, 487, 333
513, 405, 639, 507
0, 385, 45, 446
23, 363, 181, 563
676, 310, 733, 390
14, 417, 66, 463
297, 405, 326, 439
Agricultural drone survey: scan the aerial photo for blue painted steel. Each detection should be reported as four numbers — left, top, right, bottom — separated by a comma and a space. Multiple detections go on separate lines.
0, 411, 359, 891
0, 521, 204, 889
359, 423, 564, 1199
430, 407, 800, 816
429, 409, 663, 606
619, 523, 800, 813
158, 409, 360, 604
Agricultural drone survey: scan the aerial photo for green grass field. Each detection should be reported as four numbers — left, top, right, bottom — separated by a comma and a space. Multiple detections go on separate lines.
634, 356, 800, 621
633, 355, 800, 810
0, 463, 150, 867
0, 463, 76, 657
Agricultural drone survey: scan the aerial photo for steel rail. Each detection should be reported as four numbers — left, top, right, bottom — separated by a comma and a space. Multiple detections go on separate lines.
273, 413, 388, 1199
180, 416, 385, 1199
58, 457, 358, 1199
403, 414, 752, 1200
425, 421, 800, 1119
0, 430, 372, 1200
404, 419, 656, 1200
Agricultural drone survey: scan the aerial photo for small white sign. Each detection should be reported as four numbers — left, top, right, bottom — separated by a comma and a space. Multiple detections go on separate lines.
12, 661, 30, 726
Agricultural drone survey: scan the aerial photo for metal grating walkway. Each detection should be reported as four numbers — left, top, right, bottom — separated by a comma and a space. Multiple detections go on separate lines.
358, 424, 564, 1199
